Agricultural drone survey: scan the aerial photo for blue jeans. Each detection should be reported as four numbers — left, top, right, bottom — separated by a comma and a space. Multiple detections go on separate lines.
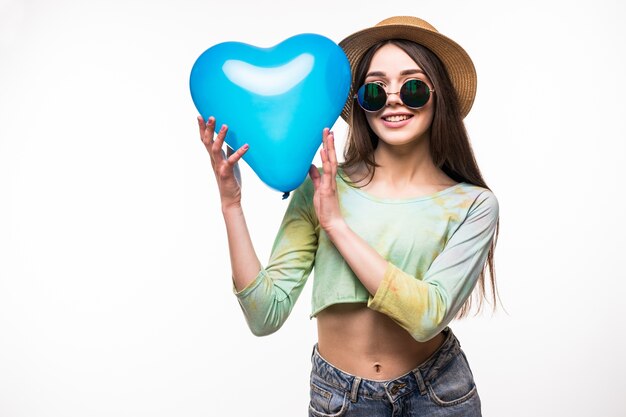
309, 328, 481, 416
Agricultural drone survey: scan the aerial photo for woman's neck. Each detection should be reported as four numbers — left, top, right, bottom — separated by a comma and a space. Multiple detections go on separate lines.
371, 138, 449, 188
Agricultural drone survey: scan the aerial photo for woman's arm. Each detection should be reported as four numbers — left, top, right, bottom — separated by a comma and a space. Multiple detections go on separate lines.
233, 181, 318, 336
198, 116, 261, 291
200, 116, 318, 336
309, 129, 387, 294
221, 206, 263, 292
311, 129, 498, 342
367, 193, 499, 341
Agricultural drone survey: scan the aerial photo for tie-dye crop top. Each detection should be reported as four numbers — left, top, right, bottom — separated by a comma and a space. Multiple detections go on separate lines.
233, 167, 499, 342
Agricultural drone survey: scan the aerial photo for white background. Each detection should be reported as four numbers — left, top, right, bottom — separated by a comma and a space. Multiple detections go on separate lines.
1, 0, 625, 416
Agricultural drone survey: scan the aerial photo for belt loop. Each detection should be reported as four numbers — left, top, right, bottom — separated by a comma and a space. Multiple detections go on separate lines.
413, 369, 427, 396
350, 377, 362, 403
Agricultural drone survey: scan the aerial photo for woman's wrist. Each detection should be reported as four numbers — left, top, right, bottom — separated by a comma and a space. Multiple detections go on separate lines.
323, 219, 350, 242
221, 201, 243, 217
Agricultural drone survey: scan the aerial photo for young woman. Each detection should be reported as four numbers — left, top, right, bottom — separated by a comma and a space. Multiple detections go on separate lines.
198, 16, 499, 417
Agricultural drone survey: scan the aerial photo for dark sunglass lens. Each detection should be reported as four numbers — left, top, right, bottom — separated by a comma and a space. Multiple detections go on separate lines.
400, 79, 430, 108
357, 83, 386, 111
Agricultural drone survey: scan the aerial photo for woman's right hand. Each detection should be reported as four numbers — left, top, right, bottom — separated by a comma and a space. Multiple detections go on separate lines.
197, 115, 249, 210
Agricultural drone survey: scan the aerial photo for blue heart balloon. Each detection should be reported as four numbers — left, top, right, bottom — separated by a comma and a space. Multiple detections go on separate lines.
189, 34, 351, 194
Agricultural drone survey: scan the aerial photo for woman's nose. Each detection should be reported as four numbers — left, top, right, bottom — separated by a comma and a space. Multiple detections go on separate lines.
386, 90, 403, 106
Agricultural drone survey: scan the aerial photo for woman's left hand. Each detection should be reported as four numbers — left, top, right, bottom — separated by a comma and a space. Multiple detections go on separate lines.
309, 128, 346, 235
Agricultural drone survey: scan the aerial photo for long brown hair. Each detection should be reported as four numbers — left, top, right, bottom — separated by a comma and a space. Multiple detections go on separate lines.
341, 39, 501, 317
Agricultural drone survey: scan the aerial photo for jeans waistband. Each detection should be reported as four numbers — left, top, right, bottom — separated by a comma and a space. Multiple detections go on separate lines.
310, 327, 461, 402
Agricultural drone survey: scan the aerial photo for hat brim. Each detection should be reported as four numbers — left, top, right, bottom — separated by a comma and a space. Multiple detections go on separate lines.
338, 24, 477, 120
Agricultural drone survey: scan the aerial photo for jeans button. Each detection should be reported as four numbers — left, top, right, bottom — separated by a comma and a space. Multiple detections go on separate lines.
390, 383, 406, 396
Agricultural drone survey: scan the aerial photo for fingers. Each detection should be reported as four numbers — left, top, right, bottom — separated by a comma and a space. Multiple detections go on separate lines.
211, 123, 228, 160
327, 131, 337, 178
199, 116, 215, 147
319, 128, 337, 191
319, 132, 330, 190
197, 115, 205, 138
197, 115, 207, 137
226, 143, 249, 166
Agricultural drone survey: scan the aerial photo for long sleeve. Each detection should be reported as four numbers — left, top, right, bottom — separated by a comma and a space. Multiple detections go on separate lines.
233, 178, 319, 336
367, 190, 499, 342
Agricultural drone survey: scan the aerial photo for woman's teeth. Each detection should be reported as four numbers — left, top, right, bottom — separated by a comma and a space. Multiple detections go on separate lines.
383, 115, 411, 122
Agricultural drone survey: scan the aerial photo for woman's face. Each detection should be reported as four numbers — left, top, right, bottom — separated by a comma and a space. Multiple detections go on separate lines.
362, 43, 435, 148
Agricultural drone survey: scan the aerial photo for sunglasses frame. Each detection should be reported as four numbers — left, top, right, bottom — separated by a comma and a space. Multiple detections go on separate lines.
354, 79, 435, 113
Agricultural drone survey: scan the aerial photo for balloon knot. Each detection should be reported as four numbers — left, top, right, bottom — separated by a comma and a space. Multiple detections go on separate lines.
282, 192, 290, 200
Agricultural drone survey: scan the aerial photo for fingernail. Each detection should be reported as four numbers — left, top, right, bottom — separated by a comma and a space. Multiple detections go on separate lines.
243, 144, 249, 150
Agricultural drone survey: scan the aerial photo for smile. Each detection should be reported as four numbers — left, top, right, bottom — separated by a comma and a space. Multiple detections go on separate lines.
382, 114, 413, 122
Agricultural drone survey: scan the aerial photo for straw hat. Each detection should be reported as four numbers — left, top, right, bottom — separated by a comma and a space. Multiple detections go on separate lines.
338, 16, 477, 120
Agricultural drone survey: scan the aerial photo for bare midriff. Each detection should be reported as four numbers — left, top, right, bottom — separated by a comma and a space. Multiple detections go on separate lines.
316, 303, 446, 381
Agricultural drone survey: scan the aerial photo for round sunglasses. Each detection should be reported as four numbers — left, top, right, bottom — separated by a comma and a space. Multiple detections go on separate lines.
354, 79, 435, 112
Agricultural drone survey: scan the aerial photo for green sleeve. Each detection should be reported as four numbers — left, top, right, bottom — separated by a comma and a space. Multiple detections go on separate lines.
233, 178, 319, 336
367, 191, 499, 342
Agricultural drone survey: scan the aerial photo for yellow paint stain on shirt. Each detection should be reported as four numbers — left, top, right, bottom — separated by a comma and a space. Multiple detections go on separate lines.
458, 198, 473, 209
442, 211, 460, 223
432, 196, 448, 206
